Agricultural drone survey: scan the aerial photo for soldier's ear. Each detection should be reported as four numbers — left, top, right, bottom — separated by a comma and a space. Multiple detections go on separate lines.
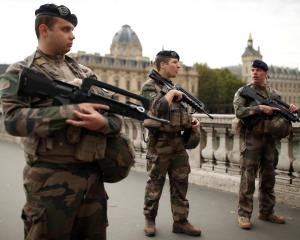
39, 24, 48, 38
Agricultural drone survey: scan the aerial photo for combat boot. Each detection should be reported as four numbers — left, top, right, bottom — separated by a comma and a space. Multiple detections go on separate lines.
238, 216, 252, 229
258, 213, 285, 224
172, 220, 201, 236
144, 218, 156, 237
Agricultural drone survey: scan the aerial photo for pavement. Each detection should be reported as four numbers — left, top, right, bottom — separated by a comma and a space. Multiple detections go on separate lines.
0, 140, 299, 240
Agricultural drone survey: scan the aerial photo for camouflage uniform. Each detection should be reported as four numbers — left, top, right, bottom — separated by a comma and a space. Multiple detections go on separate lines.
142, 72, 200, 222
0, 50, 122, 240
233, 83, 289, 219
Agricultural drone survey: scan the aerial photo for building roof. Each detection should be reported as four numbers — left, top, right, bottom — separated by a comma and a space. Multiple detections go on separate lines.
241, 47, 262, 58
268, 65, 300, 80
111, 25, 142, 48
241, 33, 262, 58
109, 25, 144, 59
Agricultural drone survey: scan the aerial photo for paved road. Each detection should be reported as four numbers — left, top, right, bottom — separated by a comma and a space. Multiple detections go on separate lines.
0, 140, 299, 240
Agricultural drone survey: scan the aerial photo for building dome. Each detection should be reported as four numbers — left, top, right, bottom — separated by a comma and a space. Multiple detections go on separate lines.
110, 25, 143, 59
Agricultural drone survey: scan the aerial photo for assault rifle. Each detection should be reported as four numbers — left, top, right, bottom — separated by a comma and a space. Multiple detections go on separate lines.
17, 67, 170, 124
149, 70, 214, 119
240, 86, 299, 122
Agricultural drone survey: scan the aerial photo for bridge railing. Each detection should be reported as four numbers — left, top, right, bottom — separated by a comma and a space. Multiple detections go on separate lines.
121, 114, 300, 207
1, 112, 299, 207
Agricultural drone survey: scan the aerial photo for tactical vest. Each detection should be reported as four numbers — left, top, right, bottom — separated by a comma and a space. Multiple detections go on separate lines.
143, 77, 197, 157
11, 51, 108, 165
241, 84, 292, 139
3, 51, 135, 183
143, 78, 192, 132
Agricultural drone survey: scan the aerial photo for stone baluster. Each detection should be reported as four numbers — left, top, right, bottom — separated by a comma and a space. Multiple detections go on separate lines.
140, 126, 148, 152
128, 119, 147, 167
213, 127, 228, 173
276, 137, 293, 186
200, 126, 215, 170
123, 118, 135, 143
122, 118, 129, 135
227, 119, 242, 174
277, 137, 293, 173
292, 151, 300, 177
132, 120, 141, 151
187, 143, 201, 169
291, 130, 300, 177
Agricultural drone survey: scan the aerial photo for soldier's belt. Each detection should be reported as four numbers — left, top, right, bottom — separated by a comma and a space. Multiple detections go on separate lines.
157, 131, 182, 140
30, 161, 99, 171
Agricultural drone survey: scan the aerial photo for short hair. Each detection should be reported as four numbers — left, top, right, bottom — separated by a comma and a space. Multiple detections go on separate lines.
156, 50, 179, 60
154, 56, 171, 71
34, 15, 56, 38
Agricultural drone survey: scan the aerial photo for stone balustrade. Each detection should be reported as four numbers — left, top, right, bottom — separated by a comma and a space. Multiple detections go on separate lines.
122, 114, 300, 208
1, 113, 299, 207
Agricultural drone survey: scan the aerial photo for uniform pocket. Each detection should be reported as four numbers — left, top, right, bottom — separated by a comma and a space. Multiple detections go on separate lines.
75, 134, 107, 161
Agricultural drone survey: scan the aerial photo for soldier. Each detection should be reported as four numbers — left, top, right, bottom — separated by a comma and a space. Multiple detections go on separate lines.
142, 50, 201, 237
0, 4, 122, 239
233, 59, 297, 229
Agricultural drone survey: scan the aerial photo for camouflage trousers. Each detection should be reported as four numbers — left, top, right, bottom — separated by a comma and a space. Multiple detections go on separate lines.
238, 134, 278, 218
22, 163, 108, 240
143, 150, 190, 222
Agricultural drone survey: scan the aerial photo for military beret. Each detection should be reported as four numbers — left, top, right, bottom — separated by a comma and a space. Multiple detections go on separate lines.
156, 50, 180, 60
35, 4, 77, 27
252, 59, 268, 71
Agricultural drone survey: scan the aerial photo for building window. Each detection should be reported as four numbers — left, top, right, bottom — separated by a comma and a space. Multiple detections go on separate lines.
95, 56, 102, 63
126, 80, 130, 90
137, 81, 142, 91
191, 85, 195, 93
114, 79, 119, 87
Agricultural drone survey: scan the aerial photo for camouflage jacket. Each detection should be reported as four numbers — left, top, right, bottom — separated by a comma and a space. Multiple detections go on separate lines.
233, 83, 275, 119
0, 50, 122, 164
233, 82, 291, 138
142, 71, 199, 155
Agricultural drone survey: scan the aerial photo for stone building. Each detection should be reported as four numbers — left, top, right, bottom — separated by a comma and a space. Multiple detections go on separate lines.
1, 28, 299, 106
241, 33, 263, 83
234, 33, 300, 106
70, 25, 199, 102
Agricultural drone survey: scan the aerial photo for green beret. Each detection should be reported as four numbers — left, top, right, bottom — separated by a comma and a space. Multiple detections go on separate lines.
35, 4, 77, 27
156, 50, 180, 60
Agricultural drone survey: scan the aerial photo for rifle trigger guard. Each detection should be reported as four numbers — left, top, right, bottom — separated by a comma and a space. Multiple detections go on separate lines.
136, 106, 145, 113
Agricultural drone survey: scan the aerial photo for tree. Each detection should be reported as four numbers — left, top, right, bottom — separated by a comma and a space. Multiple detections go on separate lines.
194, 63, 243, 113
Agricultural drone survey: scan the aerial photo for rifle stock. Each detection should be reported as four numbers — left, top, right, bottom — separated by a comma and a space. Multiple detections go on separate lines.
18, 67, 170, 124
240, 86, 299, 122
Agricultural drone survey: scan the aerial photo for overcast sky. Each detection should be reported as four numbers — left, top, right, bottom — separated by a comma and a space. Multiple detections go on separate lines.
1, 0, 299, 69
